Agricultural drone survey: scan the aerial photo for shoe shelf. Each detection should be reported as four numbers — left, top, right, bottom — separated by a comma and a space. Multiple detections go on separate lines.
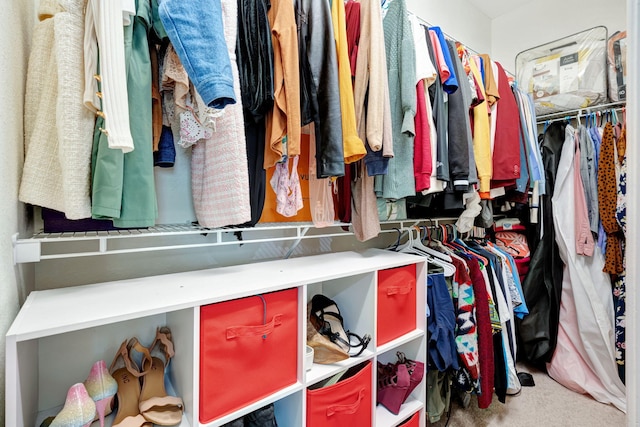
11, 218, 458, 263
6, 249, 427, 427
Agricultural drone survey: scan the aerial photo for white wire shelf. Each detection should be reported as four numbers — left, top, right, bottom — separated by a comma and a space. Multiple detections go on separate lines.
12, 218, 459, 264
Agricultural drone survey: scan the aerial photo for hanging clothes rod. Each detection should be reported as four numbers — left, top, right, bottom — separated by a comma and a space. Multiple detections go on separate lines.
408, 11, 517, 78
536, 101, 627, 124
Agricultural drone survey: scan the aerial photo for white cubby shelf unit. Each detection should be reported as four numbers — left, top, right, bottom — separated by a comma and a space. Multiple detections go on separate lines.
6, 248, 427, 427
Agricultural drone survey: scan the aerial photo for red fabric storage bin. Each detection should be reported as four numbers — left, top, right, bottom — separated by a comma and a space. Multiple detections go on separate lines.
377, 265, 417, 345
307, 361, 372, 427
199, 288, 298, 424
399, 410, 421, 426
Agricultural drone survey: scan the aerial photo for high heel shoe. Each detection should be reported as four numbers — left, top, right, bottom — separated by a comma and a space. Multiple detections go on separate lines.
306, 303, 349, 364
138, 327, 184, 426
309, 294, 371, 357
48, 383, 96, 427
84, 360, 118, 427
109, 339, 153, 427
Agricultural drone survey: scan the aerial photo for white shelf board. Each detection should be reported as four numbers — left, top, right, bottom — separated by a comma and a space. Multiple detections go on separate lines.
199, 382, 303, 427
305, 351, 375, 386
375, 397, 423, 427
36, 408, 192, 427
376, 329, 426, 355
7, 250, 421, 341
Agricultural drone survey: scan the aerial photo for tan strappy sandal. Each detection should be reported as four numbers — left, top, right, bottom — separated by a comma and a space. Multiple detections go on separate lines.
138, 327, 184, 426
109, 339, 153, 427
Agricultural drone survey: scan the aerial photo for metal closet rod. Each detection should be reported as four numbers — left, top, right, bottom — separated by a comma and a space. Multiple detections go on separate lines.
408, 11, 517, 78
536, 101, 627, 125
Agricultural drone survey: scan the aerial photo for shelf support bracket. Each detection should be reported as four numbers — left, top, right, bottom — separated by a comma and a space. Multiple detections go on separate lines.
12, 233, 41, 264
99, 237, 107, 253
283, 226, 310, 259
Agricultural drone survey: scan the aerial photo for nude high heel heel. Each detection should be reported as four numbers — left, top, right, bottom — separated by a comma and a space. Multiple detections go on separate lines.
84, 360, 118, 427
138, 327, 184, 426
48, 383, 96, 427
110, 339, 153, 427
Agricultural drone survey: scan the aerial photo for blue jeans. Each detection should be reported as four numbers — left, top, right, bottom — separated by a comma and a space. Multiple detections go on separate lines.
158, 0, 236, 108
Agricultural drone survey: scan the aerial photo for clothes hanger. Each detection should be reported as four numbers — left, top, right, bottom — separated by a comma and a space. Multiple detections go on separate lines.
385, 228, 402, 251
415, 226, 453, 262
392, 227, 413, 253
399, 228, 455, 276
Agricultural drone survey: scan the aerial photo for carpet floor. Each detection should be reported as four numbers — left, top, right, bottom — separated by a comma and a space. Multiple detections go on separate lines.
427, 363, 626, 427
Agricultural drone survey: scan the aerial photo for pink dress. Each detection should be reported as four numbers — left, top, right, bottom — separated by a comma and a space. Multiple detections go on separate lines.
191, 0, 251, 228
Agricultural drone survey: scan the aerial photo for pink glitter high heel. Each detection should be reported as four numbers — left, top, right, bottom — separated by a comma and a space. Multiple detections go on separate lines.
48, 383, 96, 427
84, 360, 118, 427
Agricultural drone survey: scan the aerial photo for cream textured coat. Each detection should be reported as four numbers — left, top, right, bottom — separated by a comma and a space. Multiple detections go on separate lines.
20, 0, 95, 219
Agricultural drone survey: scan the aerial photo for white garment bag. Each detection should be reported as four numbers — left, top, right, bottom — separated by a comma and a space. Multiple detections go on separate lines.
547, 126, 626, 412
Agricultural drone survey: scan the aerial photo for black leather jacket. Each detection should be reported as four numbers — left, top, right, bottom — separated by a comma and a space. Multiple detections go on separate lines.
295, 0, 345, 178
236, 0, 274, 122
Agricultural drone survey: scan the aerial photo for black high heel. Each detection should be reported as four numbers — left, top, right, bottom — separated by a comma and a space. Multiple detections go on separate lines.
309, 294, 371, 357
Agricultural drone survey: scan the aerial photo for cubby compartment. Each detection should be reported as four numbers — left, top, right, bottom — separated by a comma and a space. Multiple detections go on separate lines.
375, 337, 426, 427
6, 249, 426, 427
306, 272, 376, 353
305, 273, 376, 385
10, 310, 194, 427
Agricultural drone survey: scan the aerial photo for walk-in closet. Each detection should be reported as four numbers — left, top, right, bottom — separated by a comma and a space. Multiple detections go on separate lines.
1, 0, 638, 426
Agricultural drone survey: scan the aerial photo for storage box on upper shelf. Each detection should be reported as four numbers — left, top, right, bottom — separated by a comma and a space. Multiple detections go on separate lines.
199, 288, 299, 424
377, 264, 417, 346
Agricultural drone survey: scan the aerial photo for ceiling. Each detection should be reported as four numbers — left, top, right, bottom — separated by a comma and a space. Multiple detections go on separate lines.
466, 0, 535, 19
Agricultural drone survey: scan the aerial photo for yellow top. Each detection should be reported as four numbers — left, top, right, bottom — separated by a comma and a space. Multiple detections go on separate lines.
332, 0, 367, 164
469, 58, 493, 193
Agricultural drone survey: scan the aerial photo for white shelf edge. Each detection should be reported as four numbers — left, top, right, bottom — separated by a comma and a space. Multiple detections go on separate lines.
199, 382, 303, 427
305, 351, 375, 386
12, 218, 459, 263
7, 250, 424, 342
376, 329, 426, 355
375, 397, 424, 427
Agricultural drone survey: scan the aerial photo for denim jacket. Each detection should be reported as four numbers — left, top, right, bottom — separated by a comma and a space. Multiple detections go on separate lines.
158, 0, 236, 109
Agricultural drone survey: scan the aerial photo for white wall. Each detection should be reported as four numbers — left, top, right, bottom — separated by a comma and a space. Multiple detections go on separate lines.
0, 1, 36, 424
623, 2, 638, 425
491, 0, 627, 71
407, 0, 493, 56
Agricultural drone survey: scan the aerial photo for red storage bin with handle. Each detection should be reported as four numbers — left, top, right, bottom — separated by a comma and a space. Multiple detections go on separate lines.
399, 410, 421, 426
307, 361, 372, 427
377, 264, 417, 345
199, 288, 298, 423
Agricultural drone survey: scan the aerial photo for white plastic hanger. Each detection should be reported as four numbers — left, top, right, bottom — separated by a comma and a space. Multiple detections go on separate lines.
400, 228, 456, 276
417, 226, 453, 262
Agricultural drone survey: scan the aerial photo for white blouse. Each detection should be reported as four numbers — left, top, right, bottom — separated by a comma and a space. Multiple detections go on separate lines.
83, 0, 134, 153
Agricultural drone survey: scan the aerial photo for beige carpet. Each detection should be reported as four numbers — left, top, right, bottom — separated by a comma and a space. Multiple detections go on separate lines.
427, 364, 626, 427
